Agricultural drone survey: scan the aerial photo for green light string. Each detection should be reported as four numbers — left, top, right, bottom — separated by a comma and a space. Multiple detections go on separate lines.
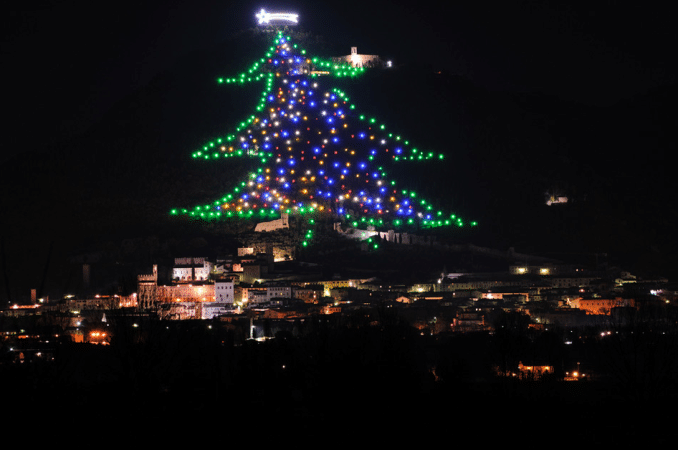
171, 30, 477, 236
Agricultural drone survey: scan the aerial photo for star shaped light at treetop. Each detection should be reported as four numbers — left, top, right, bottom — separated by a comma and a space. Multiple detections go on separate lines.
171, 31, 476, 237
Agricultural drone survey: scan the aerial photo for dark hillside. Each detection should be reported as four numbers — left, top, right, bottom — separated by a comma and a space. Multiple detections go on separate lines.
1, 31, 676, 302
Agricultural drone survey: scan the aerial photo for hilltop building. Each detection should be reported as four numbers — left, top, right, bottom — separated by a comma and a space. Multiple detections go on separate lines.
331, 47, 388, 68
255, 212, 289, 232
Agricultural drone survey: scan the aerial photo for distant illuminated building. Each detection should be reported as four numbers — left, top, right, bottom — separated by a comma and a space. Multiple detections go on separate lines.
157, 283, 215, 303
570, 297, 635, 315
332, 47, 384, 68
215, 279, 236, 304
517, 362, 554, 379
254, 212, 289, 232
137, 265, 158, 310
545, 188, 568, 206
172, 257, 213, 282
137, 263, 216, 311
546, 195, 568, 206
158, 302, 197, 320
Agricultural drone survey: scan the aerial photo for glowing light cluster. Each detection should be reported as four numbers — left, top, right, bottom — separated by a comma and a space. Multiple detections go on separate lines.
172, 31, 476, 239
256, 9, 299, 25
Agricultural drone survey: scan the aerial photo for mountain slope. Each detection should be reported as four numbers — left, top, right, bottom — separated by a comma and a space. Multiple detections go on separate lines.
1, 31, 676, 302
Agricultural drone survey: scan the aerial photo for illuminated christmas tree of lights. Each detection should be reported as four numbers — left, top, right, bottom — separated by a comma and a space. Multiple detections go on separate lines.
171, 30, 476, 247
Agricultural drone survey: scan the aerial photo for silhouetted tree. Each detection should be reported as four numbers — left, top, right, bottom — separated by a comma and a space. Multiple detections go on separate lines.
491, 310, 533, 375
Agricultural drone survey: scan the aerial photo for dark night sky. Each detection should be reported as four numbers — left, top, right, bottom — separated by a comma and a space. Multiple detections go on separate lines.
1, 1, 677, 302
2, 0, 675, 157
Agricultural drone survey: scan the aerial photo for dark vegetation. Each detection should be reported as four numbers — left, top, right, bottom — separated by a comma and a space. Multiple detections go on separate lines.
2, 302, 676, 441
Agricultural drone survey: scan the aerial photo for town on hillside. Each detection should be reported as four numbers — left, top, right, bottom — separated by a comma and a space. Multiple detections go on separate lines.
3, 230, 675, 383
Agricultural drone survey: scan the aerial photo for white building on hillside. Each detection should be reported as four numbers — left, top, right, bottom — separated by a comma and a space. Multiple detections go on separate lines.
172, 257, 213, 282
254, 212, 290, 232
215, 279, 235, 304
332, 47, 384, 68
